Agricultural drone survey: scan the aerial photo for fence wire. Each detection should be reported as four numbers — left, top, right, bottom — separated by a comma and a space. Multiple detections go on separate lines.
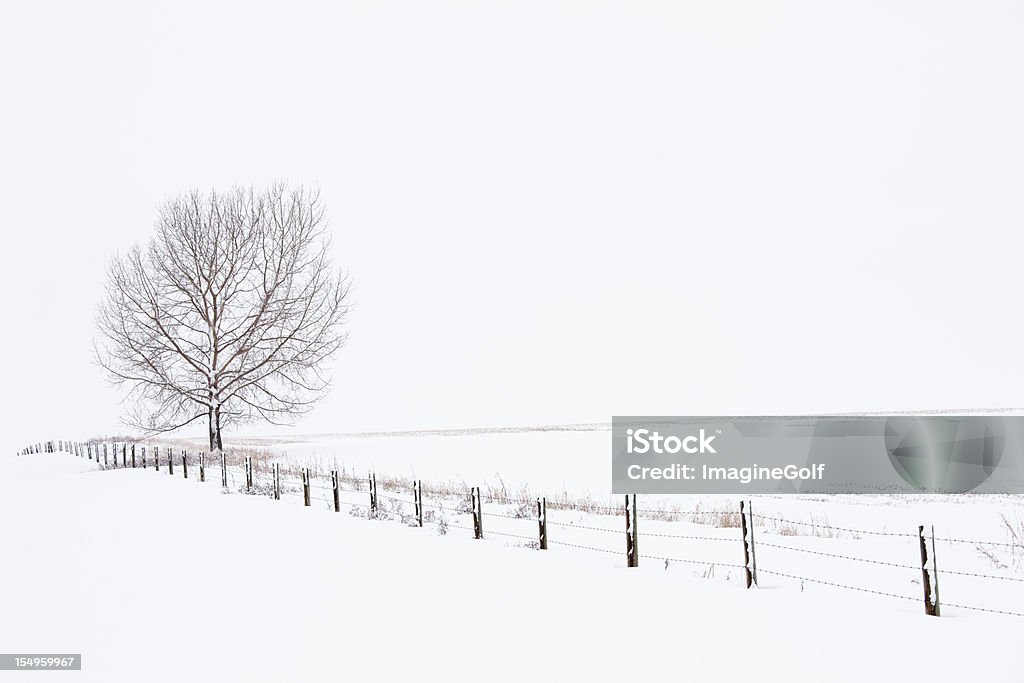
23, 445, 1024, 619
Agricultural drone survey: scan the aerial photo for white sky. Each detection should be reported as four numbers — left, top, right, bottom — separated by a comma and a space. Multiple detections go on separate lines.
1, 0, 1023, 445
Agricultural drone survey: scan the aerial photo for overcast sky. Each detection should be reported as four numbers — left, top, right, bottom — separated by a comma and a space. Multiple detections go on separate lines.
2, 0, 1022, 445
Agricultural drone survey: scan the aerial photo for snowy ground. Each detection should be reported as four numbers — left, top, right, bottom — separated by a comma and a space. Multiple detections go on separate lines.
2, 447, 1021, 682
238, 428, 1024, 550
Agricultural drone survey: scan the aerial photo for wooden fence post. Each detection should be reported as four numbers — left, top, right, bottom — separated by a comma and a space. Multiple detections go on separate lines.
537, 497, 548, 550
273, 463, 280, 500
740, 501, 754, 589
746, 500, 758, 586
369, 473, 378, 514
131, 444, 136, 468
471, 486, 483, 539
87, 443, 93, 461
918, 524, 941, 616
930, 525, 941, 616
103, 444, 108, 467
141, 446, 146, 468
220, 452, 227, 488
331, 470, 340, 512
625, 494, 638, 567
199, 452, 205, 482
122, 444, 127, 468
414, 480, 423, 527
302, 468, 311, 507
155, 446, 160, 472
244, 456, 252, 492
182, 450, 188, 479
168, 449, 174, 475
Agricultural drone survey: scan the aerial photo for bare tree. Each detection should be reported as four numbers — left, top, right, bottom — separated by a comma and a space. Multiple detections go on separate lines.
95, 183, 351, 451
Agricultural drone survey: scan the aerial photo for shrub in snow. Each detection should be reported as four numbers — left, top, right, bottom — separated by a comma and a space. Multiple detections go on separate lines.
367, 507, 391, 521
977, 514, 1024, 573
238, 483, 275, 498
350, 506, 391, 521
512, 501, 534, 519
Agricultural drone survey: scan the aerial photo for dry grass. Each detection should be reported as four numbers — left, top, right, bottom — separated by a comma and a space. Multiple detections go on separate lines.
688, 501, 742, 528
759, 512, 852, 539
977, 513, 1024, 572
84, 438, 867, 539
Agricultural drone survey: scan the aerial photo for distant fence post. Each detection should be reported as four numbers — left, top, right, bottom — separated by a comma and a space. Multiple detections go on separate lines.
369, 473, 378, 513
220, 452, 227, 488
141, 446, 146, 468
155, 446, 160, 472
414, 480, 423, 527
740, 501, 753, 589
244, 456, 252, 492
103, 444, 108, 467
471, 486, 483, 540
122, 444, 127, 468
131, 444, 136, 468
168, 449, 174, 475
182, 450, 188, 479
302, 468, 311, 507
625, 494, 638, 567
537, 497, 548, 550
199, 452, 205, 482
331, 470, 340, 512
918, 524, 941, 616
272, 463, 280, 500
87, 443, 93, 461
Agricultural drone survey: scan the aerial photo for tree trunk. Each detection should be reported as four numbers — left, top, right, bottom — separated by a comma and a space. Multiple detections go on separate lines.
208, 405, 217, 452
214, 405, 223, 451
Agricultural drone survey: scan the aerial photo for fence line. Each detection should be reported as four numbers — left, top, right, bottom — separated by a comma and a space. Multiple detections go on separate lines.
17, 439, 1024, 619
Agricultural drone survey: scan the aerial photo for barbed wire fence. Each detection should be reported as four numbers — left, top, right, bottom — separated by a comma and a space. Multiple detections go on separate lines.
18, 438, 1024, 619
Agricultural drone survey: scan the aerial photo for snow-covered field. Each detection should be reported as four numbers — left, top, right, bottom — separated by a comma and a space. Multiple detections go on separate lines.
3, 440, 1023, 682
236, 427, 1024, 546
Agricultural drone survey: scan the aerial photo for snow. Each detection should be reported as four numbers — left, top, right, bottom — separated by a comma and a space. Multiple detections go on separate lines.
2, 447, 1021, 682
236, 429, 1024, 547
